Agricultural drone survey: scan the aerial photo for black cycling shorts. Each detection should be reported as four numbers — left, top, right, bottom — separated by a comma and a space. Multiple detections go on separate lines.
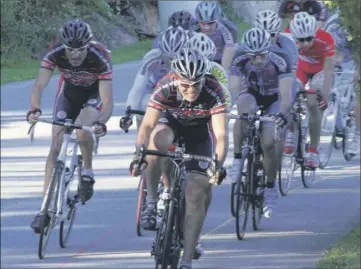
53, 75, 102, 122
241, 87, 280, 113
158, 111, 213, 173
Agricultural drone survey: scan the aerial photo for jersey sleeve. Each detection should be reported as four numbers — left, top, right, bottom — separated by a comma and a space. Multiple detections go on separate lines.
220, 19, 238, 46
317, 1, 328, 21
95, 45, 113, 80
40, 42, 59, 71
230, 51, 248, 76
209, 80, 229, 115
269, 51, 293, 79
148, 77, 172, 111
323, 31, 336, 57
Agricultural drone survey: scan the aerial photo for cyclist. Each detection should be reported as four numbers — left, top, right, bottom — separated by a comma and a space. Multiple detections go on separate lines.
229, 27, 294, 218
27, 18, 113, 233
152, 11, 200, 49
323, 10, 360, 156
195, 1, 238, 71
130, 48, 228, 269
289, 12, 336, 168
186, 32, 232, 106
124, 26, 189, 129
277, 0, 329, 31
252, 10, 300, 154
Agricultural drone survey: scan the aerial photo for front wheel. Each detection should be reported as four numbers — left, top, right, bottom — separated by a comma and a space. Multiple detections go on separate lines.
342, 118, 357, 161
136, 175, 146, 237
161, 200, 177, 269
38, 163, 61, 259
301, 165, 316, 188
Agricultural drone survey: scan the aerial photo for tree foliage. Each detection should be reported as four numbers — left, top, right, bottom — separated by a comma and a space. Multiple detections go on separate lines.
325, 0, 361, 64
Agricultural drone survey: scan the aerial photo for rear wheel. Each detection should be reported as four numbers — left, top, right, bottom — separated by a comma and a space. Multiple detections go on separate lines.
301, 165, 316, 188
342, 117, 356, 161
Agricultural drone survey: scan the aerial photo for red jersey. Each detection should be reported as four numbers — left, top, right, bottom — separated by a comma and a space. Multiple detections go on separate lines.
297, 29, 335, 74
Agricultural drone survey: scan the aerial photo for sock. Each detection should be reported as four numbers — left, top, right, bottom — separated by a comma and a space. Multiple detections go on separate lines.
81, 168, 94, 177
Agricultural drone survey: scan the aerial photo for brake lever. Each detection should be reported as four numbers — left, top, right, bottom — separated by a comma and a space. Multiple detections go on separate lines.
27, 122, 38, 142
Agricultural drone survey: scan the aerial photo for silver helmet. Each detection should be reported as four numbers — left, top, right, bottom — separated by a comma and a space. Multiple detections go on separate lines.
241, 27, 272, 53
253, 10, 281, 34
290, 12, 318, 38
159, 26, 189, 58
195, 1, 222, 22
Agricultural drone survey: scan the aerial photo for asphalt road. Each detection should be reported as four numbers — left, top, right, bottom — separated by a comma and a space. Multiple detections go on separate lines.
1, 61, 360, 269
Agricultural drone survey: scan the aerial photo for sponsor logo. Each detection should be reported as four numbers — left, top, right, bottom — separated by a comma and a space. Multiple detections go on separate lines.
269, 52, 287, 72
87, 99, 98, 105
57, 111, 67, 119
158, 118, 169, 124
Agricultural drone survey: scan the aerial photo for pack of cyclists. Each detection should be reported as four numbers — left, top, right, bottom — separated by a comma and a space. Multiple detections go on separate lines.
26, 1, 360, 268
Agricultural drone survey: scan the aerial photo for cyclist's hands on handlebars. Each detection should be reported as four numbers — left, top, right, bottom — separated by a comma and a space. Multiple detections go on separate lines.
26, 108, 42, 124
119, 116, 133, 131
273, 112, 288, 128
92, 121, 107, 137
208, 165, 227, 185
129, 151, 147, 177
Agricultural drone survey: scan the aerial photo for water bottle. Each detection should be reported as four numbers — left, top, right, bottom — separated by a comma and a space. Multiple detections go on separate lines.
64, 167, 71, 184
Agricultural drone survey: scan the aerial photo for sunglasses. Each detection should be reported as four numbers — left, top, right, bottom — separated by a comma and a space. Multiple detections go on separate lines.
270, 32, 277, 38
199, 21, 217, 26
297, 36, 314, 43
246, 50, 269, 61
64, 45, 89, 54
179, 79, 204, 89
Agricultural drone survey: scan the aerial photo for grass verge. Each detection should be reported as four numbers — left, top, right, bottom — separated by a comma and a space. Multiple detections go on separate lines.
316, 225, 360, 269
0, 39, 153, 85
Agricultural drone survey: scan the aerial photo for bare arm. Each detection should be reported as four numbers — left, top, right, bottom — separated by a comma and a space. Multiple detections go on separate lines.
318, 21, 325, 29
222, 45, 237, 72
322, 55, 336, 98
97, 80, 114, 123
278, 76, 294, 115
211, 112, 229, 167
135, 107, 161, 151
30, 68, 53, 109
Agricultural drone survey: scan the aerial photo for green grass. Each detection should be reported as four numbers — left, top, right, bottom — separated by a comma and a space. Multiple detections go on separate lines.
0, 39, 153, 85
317, 225, 360, 269
236, 20, 251, 38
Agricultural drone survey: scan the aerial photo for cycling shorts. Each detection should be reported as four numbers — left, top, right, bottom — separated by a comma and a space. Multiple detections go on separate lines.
158, 111, 213, 173
297, 68, 324, 90
53, 75, 102, 122
237, 88, 280, 126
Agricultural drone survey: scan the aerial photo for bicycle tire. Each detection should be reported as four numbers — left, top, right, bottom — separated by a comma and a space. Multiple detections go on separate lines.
235, 155, 251, 240
38, 163, 61, 259
161, 199, 177, 269
60, 156, 81, 248
301, 165, 316, 188
136, 175, 146, 237
252, 169, 265, 231
230, 158, 246, 217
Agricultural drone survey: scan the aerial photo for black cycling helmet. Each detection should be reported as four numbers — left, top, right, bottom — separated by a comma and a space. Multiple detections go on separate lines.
168, 11, 199, 31
60, 18, 93, 48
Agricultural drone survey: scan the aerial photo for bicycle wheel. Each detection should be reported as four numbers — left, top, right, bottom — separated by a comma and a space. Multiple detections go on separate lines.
235, 156, 251, 240
60, 156, 81, 248
230, 158, 247, 217
301, 165, 316, 188
38, 163, 61, 259
342, 118, 356, 161
161, 199, 177, 269
136, 175, 146, 237
318, 99, 338, 169
252, 171, 265, 231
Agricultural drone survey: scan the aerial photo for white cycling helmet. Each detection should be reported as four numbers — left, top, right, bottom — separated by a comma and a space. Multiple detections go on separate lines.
171, 48, 209, 81
159, 26, 189, 58
253, 10, 281, 34
241, 27, 272, 53
290, 12, 318, 38
195, 1, 222, 22
186, 32, 217, 60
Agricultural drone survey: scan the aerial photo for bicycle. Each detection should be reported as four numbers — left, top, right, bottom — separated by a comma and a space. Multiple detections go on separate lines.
229, 110, 278, 240
28, 118, 98, 259
136, 146, 217, 269
328, 70, 357, 161
278, 89, 318, 195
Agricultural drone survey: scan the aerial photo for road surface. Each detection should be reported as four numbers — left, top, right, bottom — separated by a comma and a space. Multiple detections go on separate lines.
1, 61, 360, 269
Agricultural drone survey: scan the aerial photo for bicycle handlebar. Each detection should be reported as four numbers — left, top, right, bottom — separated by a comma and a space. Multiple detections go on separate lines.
227, 113, 275, 122
138, 146, 220, 185
27, 118, 99, 154
122, 106, 146, 133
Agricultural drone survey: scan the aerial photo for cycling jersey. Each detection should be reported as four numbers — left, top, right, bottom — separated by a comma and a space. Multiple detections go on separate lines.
41, 41, 113, 88
148, 73, 228, 127
208, 61, 232, 106
297, 28, 335, 74
276, 33, 299, 71
206, 19, 238, 62
230, 45, 293, 96
278, 0, 328, 21
125, 48, 170, 110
